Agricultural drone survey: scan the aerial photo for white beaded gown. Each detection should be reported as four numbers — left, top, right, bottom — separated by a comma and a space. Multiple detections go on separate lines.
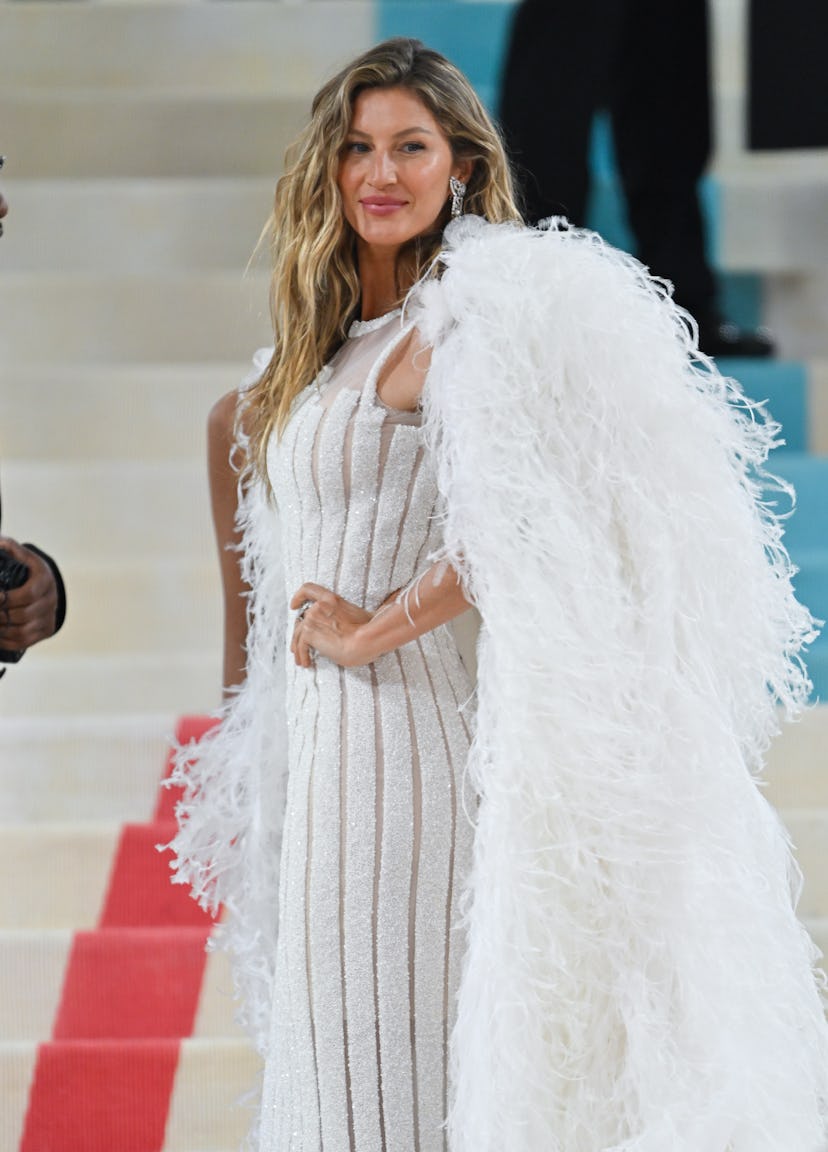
257, 310, 476, 1152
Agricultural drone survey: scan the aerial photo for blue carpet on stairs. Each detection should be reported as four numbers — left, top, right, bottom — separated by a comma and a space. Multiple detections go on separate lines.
764, 455, 828, 700
721, 360, 808, 454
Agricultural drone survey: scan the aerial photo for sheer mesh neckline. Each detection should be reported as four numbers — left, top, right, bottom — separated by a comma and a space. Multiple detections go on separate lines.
348, 308, 403, 339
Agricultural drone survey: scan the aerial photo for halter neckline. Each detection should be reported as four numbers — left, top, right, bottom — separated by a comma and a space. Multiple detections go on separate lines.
347, 308, 403, 339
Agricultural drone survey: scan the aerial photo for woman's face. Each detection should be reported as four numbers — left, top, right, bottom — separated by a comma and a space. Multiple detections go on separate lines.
337, 86, 470, 253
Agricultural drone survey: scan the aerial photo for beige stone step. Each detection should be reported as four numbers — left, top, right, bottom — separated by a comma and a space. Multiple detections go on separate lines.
2, 92, 309, 179
0, 461, 215, 562
0, 652, 221, 718
0, 931, 243, 1042
808, 916, 828, 968
0, 713, 172, 822
0, 931, 69, 1042
0, 363, 244, 462
0, 273, 271, 363
1, 180, 273, 274
765, 269, 828, 361
161, 1037, 263, 1152
0, 1036, 260, 1152
784, 809, 828, 920
0, 1, 371, 95
0, 823, 120, 930
192, 946, 247, 1042
0, 1040, 37, 1152
811, 361, 828, 456
718, 164, 828, 274
764, 707, 828, 809
45, 560, 222, 656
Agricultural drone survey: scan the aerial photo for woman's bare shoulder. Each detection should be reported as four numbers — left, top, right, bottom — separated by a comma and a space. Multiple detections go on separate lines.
208, 389, 240, 442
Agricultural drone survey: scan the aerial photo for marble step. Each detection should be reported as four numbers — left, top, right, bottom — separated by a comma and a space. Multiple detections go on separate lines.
0, 652, 221, 718
2, 92, 309, 179
764, 707, 828, 810
1, 180, 274, 274
0, 823, 122, 931
0, 0, 744, 126
811, 361, 828, 456
40, 560, 222, 657
0, 713, 173, 823
0, 273, 271, 363
0, 362, 245, 462
765, 268, 828, 361
0, 1036, 260, 1152
781, 810, 828, 920
0, 930, 243, 1042
0, 461, 215, 562
0, 818, 214, 933
0, 1, 371, 95
163, 1037, 262, 1152
0, 0, 744, 105
718, 163, 828, 274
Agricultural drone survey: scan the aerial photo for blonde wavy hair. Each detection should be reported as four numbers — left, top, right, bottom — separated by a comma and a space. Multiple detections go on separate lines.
245, 36, 522, 480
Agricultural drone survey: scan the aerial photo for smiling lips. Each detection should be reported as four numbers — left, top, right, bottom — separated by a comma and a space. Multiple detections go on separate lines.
360, 196, 408, 215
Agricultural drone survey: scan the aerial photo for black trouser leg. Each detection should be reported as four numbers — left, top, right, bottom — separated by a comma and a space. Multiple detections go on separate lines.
610, 0, 717, 322
498, 0, 613, 225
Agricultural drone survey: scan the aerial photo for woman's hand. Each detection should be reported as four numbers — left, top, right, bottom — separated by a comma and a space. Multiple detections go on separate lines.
290, 563, 471, 670
0, 537, 59, 651
289, 583, 374, 668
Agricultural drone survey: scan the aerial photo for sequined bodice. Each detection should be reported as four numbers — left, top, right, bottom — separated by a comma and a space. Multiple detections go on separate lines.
267, 312, 443, 612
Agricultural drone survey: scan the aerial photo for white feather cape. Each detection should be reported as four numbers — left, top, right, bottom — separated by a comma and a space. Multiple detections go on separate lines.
168, 218, 828, 1151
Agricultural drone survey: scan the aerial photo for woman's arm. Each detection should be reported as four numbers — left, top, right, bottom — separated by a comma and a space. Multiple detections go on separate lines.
207, 391, 249, 696
290, 560, 471, 668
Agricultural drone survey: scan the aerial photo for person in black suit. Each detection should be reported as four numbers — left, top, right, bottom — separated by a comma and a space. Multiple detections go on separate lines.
0, 175, 67, 671
498, 0, 773, 358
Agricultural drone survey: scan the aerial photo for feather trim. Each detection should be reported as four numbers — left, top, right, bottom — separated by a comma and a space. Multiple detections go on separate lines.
164, 349, 288, 1059
411, 217, 828, 1151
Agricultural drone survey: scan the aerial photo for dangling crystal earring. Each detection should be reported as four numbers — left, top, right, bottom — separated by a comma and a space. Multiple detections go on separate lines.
449, 175, 466, 219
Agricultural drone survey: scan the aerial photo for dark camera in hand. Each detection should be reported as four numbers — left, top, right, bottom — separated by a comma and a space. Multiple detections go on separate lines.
0, 547, 30, 663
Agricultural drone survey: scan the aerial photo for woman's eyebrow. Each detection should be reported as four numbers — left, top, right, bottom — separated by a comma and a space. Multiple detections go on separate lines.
346, 126, 436, 139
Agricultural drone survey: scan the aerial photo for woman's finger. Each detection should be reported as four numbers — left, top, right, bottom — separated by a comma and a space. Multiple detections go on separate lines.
289, 582, 328, 611
290, 582, 341, 611
296, 630, 314, 667
290, 616, 315, 668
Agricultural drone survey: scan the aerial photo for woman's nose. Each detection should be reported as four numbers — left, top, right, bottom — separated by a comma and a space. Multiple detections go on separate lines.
368, 150, 397, 186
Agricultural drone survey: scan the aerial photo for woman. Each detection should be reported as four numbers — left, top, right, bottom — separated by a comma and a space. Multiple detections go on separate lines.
170, 38, 828, 1152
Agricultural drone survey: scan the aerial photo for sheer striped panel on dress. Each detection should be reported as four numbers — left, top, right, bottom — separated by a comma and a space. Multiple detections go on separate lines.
259, 317, 476, 1151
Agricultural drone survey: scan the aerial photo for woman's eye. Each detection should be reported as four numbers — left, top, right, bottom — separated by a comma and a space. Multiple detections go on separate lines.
345, 141, 370, 154
401, 141, 426, 154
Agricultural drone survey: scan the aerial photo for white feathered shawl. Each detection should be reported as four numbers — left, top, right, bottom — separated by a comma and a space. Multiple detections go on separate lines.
168, 217, 828, 1151
166, 348, 290, 1056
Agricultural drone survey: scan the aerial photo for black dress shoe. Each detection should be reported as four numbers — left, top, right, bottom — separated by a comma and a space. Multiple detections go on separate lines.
698, 320, 776, 359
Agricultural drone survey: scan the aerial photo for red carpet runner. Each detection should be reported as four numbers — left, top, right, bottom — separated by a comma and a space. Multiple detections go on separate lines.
20, 717, 218, 1152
